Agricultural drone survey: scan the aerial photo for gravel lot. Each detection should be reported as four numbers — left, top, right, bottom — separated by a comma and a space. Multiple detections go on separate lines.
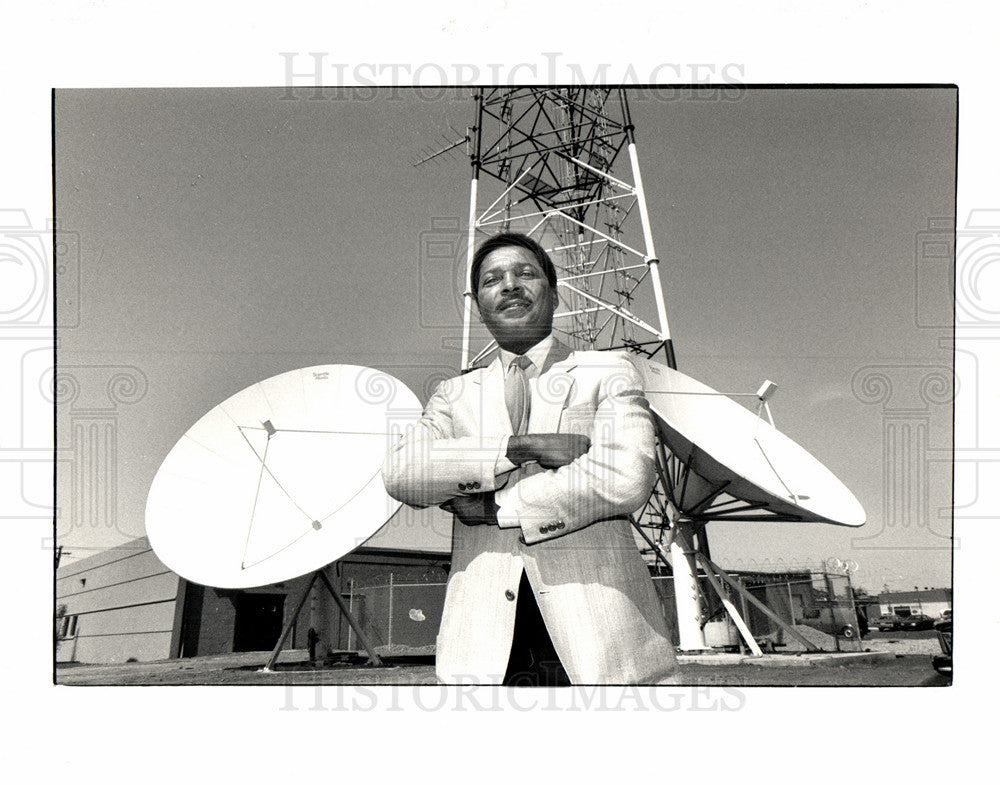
56, 644, 947, 688
858, 630, 941, 656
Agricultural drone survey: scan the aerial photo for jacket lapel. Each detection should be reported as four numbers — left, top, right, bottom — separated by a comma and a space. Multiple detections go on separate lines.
470, 357, 511, 436
529, 339, 577, 434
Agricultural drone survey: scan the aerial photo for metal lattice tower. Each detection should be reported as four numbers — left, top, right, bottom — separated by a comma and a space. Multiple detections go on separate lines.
459, 88, 677, 370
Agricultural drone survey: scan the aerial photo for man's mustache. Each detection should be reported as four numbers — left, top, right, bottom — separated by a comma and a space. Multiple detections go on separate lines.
499, 296, 533, 310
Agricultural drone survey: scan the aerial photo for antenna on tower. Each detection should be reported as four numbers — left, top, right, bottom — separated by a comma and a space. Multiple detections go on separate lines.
412, 124, 470, 167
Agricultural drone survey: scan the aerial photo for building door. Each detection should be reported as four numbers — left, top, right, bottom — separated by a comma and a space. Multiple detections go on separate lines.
745, 584, 771, 637
177, 581, 205, 658
233, 593, 286, 652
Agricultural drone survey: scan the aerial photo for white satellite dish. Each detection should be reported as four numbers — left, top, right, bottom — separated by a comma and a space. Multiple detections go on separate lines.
633, 358, 865, 527
146, 365, 423, 588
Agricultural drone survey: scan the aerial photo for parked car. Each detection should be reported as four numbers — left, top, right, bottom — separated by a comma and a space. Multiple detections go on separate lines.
800, 604, 861, 639
900, 613, 935, 631
932, 616, 952, 675
874, 614, 904, 631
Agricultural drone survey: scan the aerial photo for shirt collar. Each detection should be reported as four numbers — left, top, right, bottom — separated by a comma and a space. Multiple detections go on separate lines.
499, 333, 557, 375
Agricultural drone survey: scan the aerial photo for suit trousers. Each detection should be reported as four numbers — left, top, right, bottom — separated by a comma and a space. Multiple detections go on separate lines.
503, 571, 571, 687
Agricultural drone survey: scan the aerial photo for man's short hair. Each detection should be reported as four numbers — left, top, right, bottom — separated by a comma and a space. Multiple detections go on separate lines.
470, 232, 558, 302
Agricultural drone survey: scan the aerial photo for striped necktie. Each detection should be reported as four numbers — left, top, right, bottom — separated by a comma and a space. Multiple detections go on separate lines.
505, 355, 533, 435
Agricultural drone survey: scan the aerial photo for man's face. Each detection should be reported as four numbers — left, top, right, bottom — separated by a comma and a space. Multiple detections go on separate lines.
475, 245, 559, 353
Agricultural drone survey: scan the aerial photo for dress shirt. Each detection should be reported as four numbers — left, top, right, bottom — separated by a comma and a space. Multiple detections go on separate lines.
492, 334, 560, 529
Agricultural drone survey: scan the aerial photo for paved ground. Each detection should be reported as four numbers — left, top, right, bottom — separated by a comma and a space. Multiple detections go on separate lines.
56, 632, 949, 687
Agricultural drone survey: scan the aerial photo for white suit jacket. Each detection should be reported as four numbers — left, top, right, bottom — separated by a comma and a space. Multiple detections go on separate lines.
381, 340, 677, 684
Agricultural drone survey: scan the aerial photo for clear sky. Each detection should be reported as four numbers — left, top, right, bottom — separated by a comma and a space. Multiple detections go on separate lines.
54, 86, 955, 593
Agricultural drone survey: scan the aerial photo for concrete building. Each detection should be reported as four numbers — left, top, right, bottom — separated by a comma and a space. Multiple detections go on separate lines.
56, 537, 181, 663
56, 536, 451, 664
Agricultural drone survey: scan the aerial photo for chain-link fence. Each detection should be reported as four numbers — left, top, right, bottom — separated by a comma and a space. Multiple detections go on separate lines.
652, 569, 865, 653
337, 568, 863, 657
341, 576, 447, 656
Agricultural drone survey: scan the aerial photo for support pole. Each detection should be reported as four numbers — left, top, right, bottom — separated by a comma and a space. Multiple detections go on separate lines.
695, 552, 822, 653
262, 571, 319, 672
461, 89, 484, 370
260, 568, 385, 672
825, 571, 841, 653
624, 137, 676, 369
698, 560, 764, 657
347, 577, 355, 651
460, 176, 479, 370
317, 570, 384, 666
669, 520, 709, 651
738, 581, 752, 650
387, 572, 394, 652
652, 451, 708, 651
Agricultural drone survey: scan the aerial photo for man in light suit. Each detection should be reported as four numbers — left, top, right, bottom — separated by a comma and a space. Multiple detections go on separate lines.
382, 233, 678, 685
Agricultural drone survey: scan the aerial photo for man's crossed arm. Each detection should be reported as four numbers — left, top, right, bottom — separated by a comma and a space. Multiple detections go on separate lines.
441, 433, 591, 524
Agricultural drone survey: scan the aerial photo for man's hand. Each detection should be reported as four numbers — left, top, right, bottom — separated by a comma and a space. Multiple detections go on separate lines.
506, 433, 591, 469
441, 492, 499, 526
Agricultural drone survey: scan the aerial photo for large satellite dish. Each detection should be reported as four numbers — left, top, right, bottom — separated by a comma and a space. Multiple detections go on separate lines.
146, 365, 422, 588
633, 358, 865, 527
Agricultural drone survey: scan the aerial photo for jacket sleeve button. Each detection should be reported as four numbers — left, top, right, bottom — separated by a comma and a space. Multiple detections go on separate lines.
505, 589, 516, 601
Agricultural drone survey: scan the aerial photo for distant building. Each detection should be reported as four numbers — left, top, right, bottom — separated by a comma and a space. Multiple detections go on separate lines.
877, 588, 952, 619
